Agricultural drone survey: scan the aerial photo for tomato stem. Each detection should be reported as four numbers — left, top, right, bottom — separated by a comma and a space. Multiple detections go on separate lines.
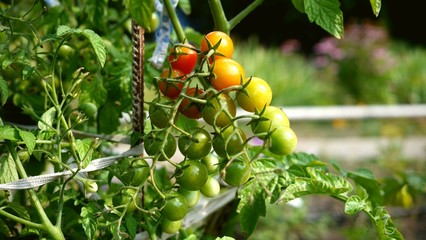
163, 0, 186, 43
208, 0, 229, 33
228, 0, 265, 31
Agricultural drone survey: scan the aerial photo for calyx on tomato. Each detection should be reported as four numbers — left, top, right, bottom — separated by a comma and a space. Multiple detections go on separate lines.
168, 43, 198, 74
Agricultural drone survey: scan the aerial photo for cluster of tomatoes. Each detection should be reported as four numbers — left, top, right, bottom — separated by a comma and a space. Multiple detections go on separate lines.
144, 31, 298, 234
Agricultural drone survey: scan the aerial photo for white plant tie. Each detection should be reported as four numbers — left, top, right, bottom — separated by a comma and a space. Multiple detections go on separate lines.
149, 0, 179, 69
0, 144, 144, 190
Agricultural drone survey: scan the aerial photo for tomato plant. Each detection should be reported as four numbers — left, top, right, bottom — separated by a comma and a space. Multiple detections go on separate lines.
168, 43, 198, 74
210, 58, 245, 91
0, 1, 405, 240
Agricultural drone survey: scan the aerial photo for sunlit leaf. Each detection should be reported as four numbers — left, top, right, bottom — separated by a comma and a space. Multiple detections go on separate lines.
81, 203, 98, 240
38, 107, 56, 131
0, 154, 19, 184
370, 0, 381, 17
17, 129, 36, 155
0, 76, 8, 106
304, 0, 344, 39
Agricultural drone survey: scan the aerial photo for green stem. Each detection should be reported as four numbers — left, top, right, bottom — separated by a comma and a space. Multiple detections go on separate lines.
228, 0, 264, 31
208, 0, 229, 33
163, 0, 186, 43
6, 142, 65, 240
0, 207, 44, 229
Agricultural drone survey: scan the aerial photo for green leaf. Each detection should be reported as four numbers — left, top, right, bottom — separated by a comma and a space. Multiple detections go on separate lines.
81, 203, 98, 240
76, 138, 95, 168
370, 0, 381, 17
81, 29, 107, 67
347, 168, 383, 206
98, 101, 121, 134
127, 0, 155, 30
56, 25, 74, 37
125, 214, 137, 239
238, 191, 265, 236
38, 107, 56, 131
17, 129, 36, 155
5, 202, 31, 220
304, 0, 344, 39
215, 237, 235, 240
79, 76, 107, 106
0, 154, 19, 184
291, 0, 305, 13
371, 206, 404, 240
0, 125, 20, 141
279, 167, 352, 203
179, 0, 192, 15
0, 218, 13, 238
344, 195, 367, 215
0, 75, 8, 106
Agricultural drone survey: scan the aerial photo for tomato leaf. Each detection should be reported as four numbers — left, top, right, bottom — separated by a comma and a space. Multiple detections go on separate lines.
304, 0, 344, 39
0, 76, 8, 106
0, 125, 20, 141
98, 101, 121, 134
291, 0, 305, 13
126, 0, 155, 30
38, 107, 56, 131
81, 29, 107, 68
81, 203, 98, 240
76, 138, 95, 168
17, 129, 36, 155
179, 0, 192, 15
125, 214, 137, 239
370, 0, 381, 17
0, 154, 19, 184
278, 167, 352, 203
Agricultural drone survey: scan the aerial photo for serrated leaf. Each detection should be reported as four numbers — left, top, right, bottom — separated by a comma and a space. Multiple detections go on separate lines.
238, 190, 265, 236
370, 0, 381, 17
291, 0, 305, 13
76, 138, 95, 168
304, 0, 344, 39
17, 129, 36, 155
56, 25, 74, 37
344, 195, 365, 215
0, 125, 20, 141
279, 167, 352, 203
38, 107, 56, 131
0, 76, 8, 106
128, 0, 155, 31
0, 154, 19, 184
81, 204, 98, 240
81, 29, 106, 67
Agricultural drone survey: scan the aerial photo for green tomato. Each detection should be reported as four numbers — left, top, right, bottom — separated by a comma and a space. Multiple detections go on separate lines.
212, 126, 247, 158
146, 12, 160, 33
251, 106, 290, 139
268, 126, 298, 156
121, 188, 139, 214
148, 96, 175, 129
221, 157, 251, 187
178, 188, 201, 208
161, 218, 182, 234
201, 153, 220, 174
202, 92, 236, 127
176, 160, 208, 191
200, 176, 221, 198
161, 192, 188, 221
178, 127, 212, 159
80, 102, 98, 118
144, 130, 176, 161
130, 159, 150, 187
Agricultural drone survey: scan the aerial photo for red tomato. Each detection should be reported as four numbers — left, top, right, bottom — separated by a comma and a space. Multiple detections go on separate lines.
158, 68, 186, 99
178, 87, 204, 119
168, 44, 198, 74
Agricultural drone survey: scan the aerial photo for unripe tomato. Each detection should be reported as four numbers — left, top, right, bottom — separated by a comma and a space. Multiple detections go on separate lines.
200, 31, 234, 59
144, 130, 177, 161
146, 12, 160, 33
149, 96, 175, 129
202, 92, 236, 127
161, 191, 188, 221
176, 160, 209, 191
178, 87, 204, 119
251, 106, 290, 139
200, 176, 221, 198
80, 102, 98, 118
158, 68, 186, 99
221, 157, 251, 187
210, 58, 244, 91
178, 188, 201, 208
237, 77, 272, 112
212, 126, 247, 158
130, 159, 150, 187
178, 127, 212, 159
201, 153, 220, 174
161, 218, 182, 234
121, 188, 139, 214
268, 126, 298, 155
168, 44, 198, 74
